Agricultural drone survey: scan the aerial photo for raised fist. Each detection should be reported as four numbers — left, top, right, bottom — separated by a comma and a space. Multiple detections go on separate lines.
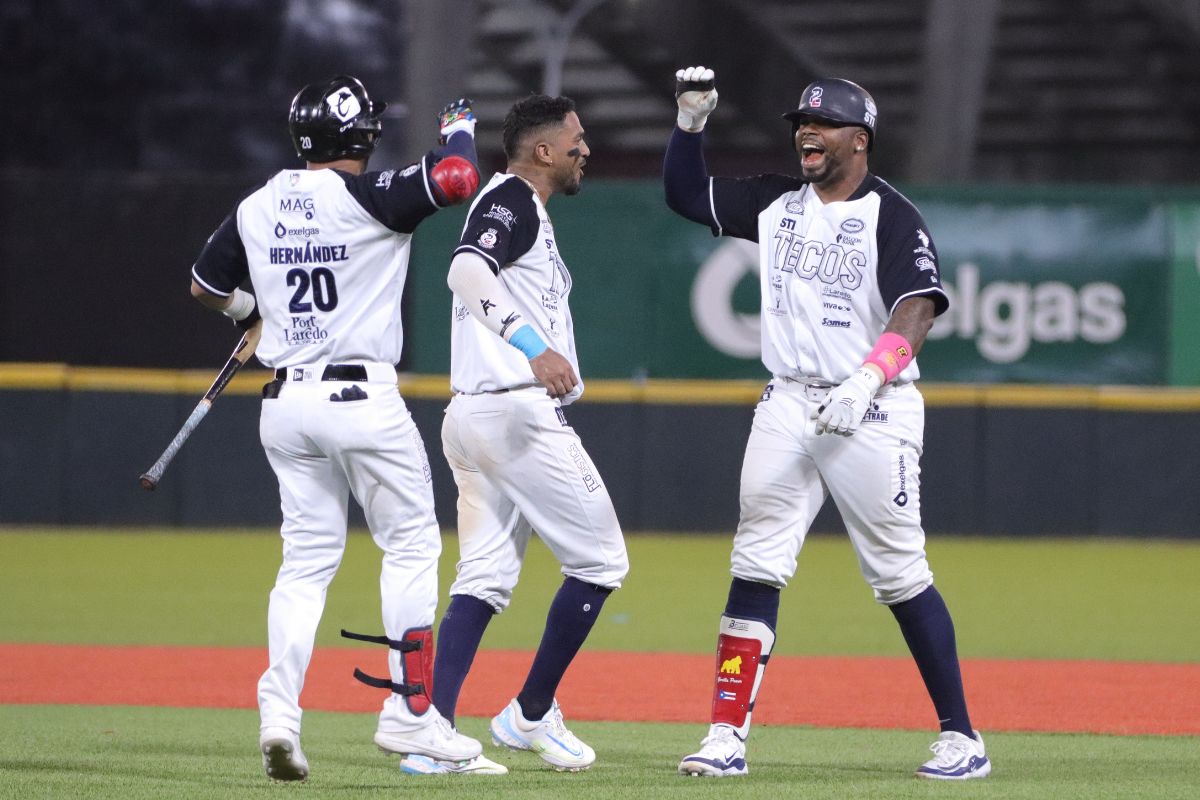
438, 98, 476, 143
675, 66, 718, 132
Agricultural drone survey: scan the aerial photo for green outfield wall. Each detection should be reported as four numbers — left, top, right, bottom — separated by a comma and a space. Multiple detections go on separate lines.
402, 181, 1200, 386
3, 368, 1199, 537
4, 175, 1200, 386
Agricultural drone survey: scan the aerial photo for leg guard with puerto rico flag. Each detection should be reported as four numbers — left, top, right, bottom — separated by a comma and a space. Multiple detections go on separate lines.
709, 615, 776, 739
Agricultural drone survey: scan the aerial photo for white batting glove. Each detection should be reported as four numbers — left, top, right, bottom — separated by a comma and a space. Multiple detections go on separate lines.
675, 66, 718, 132
812, 367, 883, 436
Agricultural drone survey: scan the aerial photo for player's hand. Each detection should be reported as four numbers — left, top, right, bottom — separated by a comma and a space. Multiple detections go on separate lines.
811, 367, 882, 436
675, 66, 718, 132
529, 349, 579, 399
438, 97, 476, 144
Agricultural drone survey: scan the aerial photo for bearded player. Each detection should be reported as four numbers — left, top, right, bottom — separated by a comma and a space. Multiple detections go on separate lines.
663, 67, 990, 781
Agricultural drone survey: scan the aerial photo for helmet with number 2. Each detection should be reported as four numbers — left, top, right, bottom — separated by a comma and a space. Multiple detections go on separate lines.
288, 75, 387, 162
782, 78, 877, 151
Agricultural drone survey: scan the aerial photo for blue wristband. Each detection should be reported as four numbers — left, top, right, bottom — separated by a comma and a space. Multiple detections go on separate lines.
508, 324, 548, 360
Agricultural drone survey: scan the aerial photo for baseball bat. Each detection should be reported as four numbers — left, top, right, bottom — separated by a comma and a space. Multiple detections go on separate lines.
139, 320, 263, 491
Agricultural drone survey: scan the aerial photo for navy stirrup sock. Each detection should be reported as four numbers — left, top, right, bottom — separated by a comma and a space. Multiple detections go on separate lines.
724, 577, 781, 630
517, 577, 612, 722
889, 585, 974, 737
432, 594, 495, 726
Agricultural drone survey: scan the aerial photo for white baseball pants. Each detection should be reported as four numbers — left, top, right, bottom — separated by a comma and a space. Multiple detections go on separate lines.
732, 379, 934, 604
257, 373, 441, 733
441, 388, 628, 611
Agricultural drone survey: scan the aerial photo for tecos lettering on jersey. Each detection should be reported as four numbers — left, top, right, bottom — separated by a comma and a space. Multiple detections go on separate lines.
711, 173, 948, 383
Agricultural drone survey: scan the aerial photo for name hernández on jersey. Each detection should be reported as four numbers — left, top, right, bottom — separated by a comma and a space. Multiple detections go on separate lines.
269, 243, 350, 265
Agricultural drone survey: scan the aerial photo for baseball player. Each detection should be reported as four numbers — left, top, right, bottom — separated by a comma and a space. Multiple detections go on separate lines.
413, 94, 629, 775
189, 75, 487, 781
663, 67, 990, 780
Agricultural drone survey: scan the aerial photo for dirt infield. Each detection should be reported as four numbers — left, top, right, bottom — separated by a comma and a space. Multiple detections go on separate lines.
2, 644, 1197, 735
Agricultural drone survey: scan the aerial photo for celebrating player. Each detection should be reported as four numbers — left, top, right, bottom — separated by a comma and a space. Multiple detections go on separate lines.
415, 94, 629, 776
189, 76, 484, 781
664, 67, 990, 780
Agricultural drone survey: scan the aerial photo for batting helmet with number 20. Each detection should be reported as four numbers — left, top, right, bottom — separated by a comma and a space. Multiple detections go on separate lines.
288, 75, 387, 162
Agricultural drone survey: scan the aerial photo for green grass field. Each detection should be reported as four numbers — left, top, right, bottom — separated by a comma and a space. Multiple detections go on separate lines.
1, 706, 1196, 800
2, 528, 1198, 799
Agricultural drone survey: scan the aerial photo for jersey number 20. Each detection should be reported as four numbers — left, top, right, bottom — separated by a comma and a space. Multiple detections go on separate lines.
287, 267, 339, 312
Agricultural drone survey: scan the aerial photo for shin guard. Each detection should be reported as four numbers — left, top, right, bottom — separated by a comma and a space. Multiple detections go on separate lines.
341, 626, 434, 716
709, 615, 776, 739
397, 626, 433, 715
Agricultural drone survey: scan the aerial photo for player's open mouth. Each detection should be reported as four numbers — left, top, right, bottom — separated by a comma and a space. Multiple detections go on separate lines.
800, 143, 825, 168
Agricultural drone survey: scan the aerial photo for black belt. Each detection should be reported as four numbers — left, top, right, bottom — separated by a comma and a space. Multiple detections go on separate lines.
275, 364, 369, 382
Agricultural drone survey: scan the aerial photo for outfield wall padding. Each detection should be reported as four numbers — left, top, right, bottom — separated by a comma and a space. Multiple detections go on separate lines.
2, 383, 1197, 537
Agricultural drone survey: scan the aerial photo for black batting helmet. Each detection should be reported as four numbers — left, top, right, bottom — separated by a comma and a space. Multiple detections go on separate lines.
288, 75, 386, 162
782, 79, 877, 150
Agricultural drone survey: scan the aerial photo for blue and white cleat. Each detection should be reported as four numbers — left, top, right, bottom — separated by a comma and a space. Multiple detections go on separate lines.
916, 730, 991, 780
678, 724, 748, 777
489, 698, 595, 771
400, 753, 508, 775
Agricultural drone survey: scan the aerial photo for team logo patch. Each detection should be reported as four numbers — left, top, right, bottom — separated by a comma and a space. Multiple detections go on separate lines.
325, 88, 361, 122
478, 228, 498, 249
840, 218, 864, 233
916, 256, 937, 272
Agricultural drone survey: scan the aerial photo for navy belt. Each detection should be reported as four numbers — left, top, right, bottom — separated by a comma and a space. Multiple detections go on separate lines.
275, 364, 369, 382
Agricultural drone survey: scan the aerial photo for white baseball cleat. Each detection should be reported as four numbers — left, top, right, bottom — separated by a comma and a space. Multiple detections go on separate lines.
915, 730, 991, 780
489, 698, 595, 771
400, 753, 509, 775
678, 724, 748, 777
374, 711, 483, 762
259, 726, 309, 781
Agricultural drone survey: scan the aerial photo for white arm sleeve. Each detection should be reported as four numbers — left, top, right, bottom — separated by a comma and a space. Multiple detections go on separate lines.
447, 251, 528, 340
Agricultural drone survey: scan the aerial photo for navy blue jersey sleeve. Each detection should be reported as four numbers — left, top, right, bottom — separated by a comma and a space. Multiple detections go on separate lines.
664, 126, 804, 242
343, 131, 480, 234
873, 179, 949, 316
191, 209, 249, 296
710, 173, 807, 242
453, 177, 538, 274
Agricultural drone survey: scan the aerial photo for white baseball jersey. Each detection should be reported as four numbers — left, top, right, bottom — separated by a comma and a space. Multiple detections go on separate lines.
707, 173, 949, 382
192, 158, 447, 367
665, 129, 947, 607
449, 173, 583, 404
190, 149, 465, 736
